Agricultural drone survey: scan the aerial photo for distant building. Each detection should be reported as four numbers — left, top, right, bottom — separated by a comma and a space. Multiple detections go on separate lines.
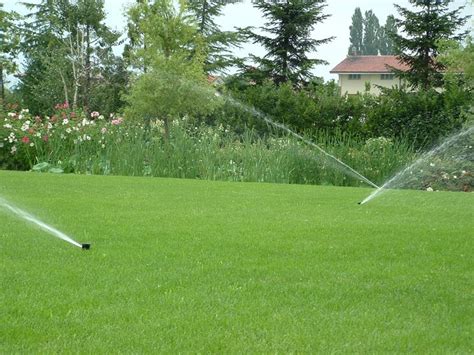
330, 55, 409, 95
207, 75, 225, 86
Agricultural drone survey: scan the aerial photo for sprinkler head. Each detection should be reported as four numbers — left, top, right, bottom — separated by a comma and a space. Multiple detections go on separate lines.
81, 243, 91, 250
357, 202, 362, 205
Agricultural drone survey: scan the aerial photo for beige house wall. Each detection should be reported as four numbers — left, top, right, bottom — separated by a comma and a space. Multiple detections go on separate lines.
338, 73, 402, 95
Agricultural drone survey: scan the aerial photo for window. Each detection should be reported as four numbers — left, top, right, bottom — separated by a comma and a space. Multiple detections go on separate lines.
381, 74, 394, 80
348, 74, 361, 80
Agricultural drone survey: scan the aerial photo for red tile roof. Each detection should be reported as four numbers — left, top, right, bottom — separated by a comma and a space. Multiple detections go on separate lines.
330, 55, 409, 73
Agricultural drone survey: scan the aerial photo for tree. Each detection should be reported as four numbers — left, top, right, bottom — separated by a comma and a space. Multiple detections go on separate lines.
187, 0, 242, 74
18, 0, 119, 113
348, 7, 363, 55
391, 0, 470, 90
438, 36, 474, 93
243, 0, 333, 86
124, 0, 151, 73
124, 0, 217, 139
0, 4, 20, 107
347, 9, 397, 56
69, 0, 120, 112
378, 15, 397, 55
362, 10, 380, 55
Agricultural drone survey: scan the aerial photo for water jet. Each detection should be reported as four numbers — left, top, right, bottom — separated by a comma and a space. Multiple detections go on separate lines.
0, 196, 87, 250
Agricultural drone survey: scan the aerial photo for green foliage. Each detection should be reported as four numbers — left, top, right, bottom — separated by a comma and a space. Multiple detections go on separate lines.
17, 0, 121, 114
348, 7, 363, 55
348, 9, 397, 55
0, 4, 21, 105
391, 0, 470, 90
123, 0, 218, 138
0, 106, 416, 187
187, 0, 243, 73
438, 36, 474, 92
362, 10, 380, 55
365, 88, 470, 148
223, 77, 469, 150
243, 0, 333, 86
378, 15, 397, 55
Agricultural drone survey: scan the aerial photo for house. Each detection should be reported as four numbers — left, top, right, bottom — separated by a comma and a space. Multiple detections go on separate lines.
330, 55, 409, 95
207, 75, 225, 86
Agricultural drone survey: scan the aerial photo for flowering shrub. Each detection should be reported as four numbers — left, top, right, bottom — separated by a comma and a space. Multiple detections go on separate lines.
1, 103, 124, 172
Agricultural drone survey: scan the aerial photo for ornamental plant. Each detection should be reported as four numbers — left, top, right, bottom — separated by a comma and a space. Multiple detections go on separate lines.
0, 102, 124, 171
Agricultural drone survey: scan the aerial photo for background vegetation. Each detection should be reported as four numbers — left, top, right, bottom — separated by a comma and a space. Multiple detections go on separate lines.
1, 0, 472, 191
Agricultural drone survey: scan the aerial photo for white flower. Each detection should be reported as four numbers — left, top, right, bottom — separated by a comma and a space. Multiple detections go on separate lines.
426, 187, 434, 192
8, 132, 16, 143
21, 109, 29, 114
7, 112, 16, 117
429, 163, 435, 167
101, 144, 105, 149
29, 142, 35, 147
11, 146, 17, 154
62, 118, 69, 125
35, 132, 41, 137
66, 128, 72, 134
453, 175, 457, 179
3, 123, 12, 129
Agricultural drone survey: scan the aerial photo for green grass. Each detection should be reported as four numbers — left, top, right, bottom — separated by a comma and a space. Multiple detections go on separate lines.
1, 170, 472, 352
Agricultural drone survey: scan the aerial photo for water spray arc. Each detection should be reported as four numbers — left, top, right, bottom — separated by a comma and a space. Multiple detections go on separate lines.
359, 125, 474, 205
221, 94, 380, 189
0, 197, 90, 250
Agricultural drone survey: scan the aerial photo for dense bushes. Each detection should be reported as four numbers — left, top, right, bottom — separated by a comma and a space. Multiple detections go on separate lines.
1, 105, 415, 187
219, 79, 472, 150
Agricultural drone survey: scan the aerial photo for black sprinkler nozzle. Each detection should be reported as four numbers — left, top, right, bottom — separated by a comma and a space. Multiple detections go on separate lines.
81, 243, 91, 250
357, 202, 361, 205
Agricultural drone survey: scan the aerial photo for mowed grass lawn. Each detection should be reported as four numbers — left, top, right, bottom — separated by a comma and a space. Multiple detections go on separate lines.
0, 170, 472, 352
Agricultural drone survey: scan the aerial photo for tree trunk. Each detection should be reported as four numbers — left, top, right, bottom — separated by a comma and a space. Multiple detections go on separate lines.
0, 64, 4, 108
84, 24, 91, 114
163, 116, 170, 142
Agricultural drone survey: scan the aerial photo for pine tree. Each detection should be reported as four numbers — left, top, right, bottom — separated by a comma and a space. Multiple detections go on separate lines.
187, 0, 242, 74
348, 7, 363, 55
391, 0, 470, 90
244, 0, 333, 86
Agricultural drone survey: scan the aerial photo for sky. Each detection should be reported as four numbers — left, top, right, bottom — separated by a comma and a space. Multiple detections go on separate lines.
3, 0, 473, 82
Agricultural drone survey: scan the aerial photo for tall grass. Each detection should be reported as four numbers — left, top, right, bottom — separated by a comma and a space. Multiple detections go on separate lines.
1, 110, 415, 187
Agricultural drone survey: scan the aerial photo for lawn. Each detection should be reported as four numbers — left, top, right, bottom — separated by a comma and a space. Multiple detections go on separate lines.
1, 170, 472, 352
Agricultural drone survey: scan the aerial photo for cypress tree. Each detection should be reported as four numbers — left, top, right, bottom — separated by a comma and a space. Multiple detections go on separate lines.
348, 7, 363, 55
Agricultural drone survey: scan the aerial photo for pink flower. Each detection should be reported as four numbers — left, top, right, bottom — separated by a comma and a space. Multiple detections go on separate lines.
54, 101, 69, 110
91, 111, 100, 118
111, 117, 123, 125
22, 136, 30, 144
42, 135, 49, 142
